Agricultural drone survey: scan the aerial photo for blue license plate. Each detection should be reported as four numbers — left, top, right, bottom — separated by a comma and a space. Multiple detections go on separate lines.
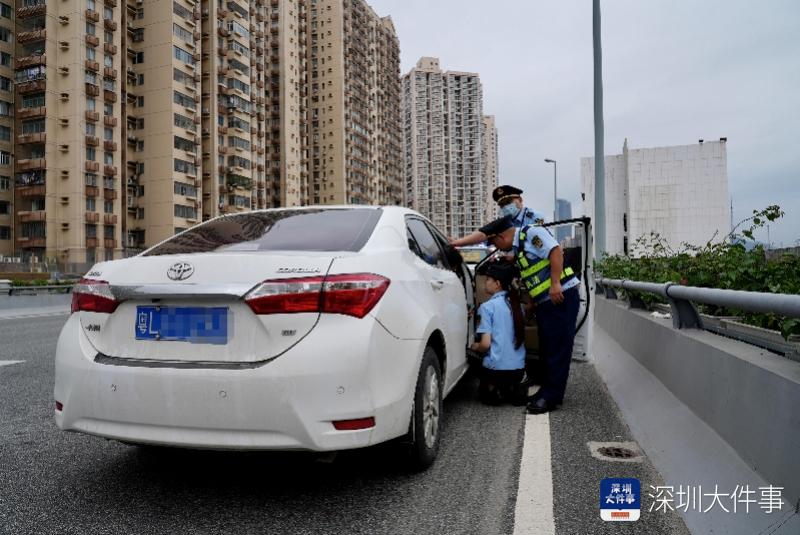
135, 306, 229, 345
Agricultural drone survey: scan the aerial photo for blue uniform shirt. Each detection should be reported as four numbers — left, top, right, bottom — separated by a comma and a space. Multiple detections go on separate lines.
476, 290, 526, 371
512, 206, 547, 228
512, 226, 580, 302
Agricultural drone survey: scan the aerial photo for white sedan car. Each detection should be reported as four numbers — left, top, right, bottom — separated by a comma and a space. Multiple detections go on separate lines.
54, 206, 474, 469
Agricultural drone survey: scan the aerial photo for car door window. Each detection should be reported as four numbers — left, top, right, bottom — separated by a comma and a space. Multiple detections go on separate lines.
406, 218, 448, 270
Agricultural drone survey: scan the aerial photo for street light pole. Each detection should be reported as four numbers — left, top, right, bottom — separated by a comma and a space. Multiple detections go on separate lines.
545, 158, 557, 221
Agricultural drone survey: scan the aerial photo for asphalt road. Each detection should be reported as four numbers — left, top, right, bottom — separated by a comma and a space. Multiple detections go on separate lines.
0, 314, 523, 535
0, 313, 687, 535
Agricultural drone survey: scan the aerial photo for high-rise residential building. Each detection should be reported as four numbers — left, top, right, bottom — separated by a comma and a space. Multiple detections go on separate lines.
555, 198, 572, 242
0, 3, 13, 256
582, 138, 729, 256
10, 0, 124, 269
402, 57, 488, 238
481, 114, 498, 223
1, 0, 401, 270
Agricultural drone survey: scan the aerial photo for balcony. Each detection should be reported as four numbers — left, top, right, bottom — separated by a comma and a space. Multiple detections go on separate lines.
85, 212, 99, 223
104, 0, 117, 8
85, 9, 100, 22
85, 185, 99, 197
104, 19, 117, 31
18, 184, 46, 197
85, 34, 100, 47
16, 79, 46, 94
103, 140, 117, 151
104, 42, 117, 55
86, 237, 99, 248
17, 132, 46, 144
104, 238, 117, 249
85, 161, 100, 172
16, 159, 46, 172
103, 90, 117, 102
16, 53, 46, 69
17, 3, 47, 19
17, 210, 46, 223
85, 83, 100, 96
103, 188, 118, 200
103, 165, 118, 176
17, 236, 46, 248
85, 110, 100, 122
104, 116, 117, 127
103, 213, 118, 224
16, 106, 46, 120
17, 29, 46, 45
85, 59, 99, 71
85, 135, 99, 147
103, 67, 117, 78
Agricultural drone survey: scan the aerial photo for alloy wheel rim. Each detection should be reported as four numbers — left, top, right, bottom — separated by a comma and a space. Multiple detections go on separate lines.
422, 365, 440, 449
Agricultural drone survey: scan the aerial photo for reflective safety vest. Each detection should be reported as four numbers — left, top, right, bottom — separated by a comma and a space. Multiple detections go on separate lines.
515, 226, 575, 302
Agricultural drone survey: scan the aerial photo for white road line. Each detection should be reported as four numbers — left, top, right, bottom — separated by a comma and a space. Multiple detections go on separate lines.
0, 360, 25, 367
0, 311, 69, 321
513, 413, 556, 535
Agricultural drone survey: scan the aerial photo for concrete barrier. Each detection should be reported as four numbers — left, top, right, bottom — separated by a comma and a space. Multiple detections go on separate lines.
0, 294, 71, 311
595, 296, 800, 505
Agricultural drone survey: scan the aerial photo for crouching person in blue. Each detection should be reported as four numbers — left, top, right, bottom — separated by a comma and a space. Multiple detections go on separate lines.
470, 262, 527, 406
480, 216, 580, 414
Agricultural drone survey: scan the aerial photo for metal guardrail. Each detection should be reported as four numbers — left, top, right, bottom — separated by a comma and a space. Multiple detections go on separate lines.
3, 285, 74, 296
596, 278, 800, 329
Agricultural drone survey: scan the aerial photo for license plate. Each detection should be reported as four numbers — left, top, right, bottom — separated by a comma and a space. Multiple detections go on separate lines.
135, 306, 229, 345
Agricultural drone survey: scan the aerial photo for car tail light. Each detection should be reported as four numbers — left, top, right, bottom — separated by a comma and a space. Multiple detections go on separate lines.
245, 273, 389, 319
71, 278, 119, 314
332, 417, 375, 431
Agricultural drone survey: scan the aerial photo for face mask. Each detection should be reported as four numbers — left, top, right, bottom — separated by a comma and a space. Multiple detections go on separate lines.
501, 204, 520, 218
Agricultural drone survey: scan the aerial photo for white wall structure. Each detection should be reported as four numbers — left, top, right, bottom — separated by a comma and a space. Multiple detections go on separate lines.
402, 57, 488, 237
582, 139, 729, 256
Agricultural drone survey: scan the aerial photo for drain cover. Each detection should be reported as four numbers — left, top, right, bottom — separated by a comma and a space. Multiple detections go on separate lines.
588, 441, 643, 463
597, 446, 637, 459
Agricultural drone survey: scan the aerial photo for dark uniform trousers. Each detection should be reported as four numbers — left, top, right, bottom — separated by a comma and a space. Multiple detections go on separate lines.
535, 286, 580, 404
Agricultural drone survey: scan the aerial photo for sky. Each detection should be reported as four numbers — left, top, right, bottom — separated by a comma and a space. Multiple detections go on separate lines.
368, 0, 800, 247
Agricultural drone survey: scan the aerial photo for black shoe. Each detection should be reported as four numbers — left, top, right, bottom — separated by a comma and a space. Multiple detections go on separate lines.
526, 397, 557, 415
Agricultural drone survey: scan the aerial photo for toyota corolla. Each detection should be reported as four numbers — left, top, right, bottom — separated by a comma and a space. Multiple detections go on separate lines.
54, 206, 474, 469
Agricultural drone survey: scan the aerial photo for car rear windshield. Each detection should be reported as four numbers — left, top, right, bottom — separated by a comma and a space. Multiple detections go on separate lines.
143, 208, 382, 256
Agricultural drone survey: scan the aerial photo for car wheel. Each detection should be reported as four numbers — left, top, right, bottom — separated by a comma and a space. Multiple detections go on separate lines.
405, 346, 442, 471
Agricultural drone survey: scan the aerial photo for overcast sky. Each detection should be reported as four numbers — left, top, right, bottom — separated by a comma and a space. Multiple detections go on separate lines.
369, 0, 800, 247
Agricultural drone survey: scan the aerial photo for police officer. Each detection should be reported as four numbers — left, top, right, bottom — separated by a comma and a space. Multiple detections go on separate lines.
479, 215, 580, 414
449, 185, 547, 247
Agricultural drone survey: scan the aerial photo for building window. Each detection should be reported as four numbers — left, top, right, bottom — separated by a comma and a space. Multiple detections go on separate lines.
173, 46, 194, 65
0, 27, 10, 43
86, 22, 96, 35
0, 151, 10, 165
104, 225, 114, 239
0, 76, 10, 91
174, 204, 197, 219
173, 23, 193, 43
0, 175, 8, 190
0, 100, 13, 117
173, 136, 196, 153
132, 51, 144, 64
87, 248, 96, 263
104, 152, 113, 165
0, 3, 11, 19
86, 147, 96, 161
0, 200, 9, 214
86, 47, 96, 61
0, 52, 10, 67
0, 125, 9, 141
173, 113, 194, 130
86, 197, 95, 211
173, 181, 197, 197
104, 200, 113, 213
174, 158, 197, 175
173, 90, 195, 110
0, 226, 9, 240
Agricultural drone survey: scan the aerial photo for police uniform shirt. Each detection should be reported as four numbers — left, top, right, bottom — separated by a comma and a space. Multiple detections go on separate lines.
512, 226, 580, 301
476, 290, 526, 371
513, 206, 547, 228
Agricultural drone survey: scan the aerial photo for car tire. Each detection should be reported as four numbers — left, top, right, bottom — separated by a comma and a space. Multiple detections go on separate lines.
404, 346, 442, 471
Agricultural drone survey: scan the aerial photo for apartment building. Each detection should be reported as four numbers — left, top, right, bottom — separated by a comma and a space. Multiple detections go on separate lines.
3, 0, 400, 267
0, 3, 13, 256
402, 57, 489, 238
481, 114, 498, 223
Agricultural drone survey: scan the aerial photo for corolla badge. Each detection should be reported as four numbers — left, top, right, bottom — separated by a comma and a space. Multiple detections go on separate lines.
167, 261, 194, 281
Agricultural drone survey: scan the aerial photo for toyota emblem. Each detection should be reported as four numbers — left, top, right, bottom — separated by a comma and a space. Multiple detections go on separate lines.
167, 262, 194, 281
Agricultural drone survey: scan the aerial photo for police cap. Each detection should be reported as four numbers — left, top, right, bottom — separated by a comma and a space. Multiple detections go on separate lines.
479, 215, 514, 238
492, 184, 523, 204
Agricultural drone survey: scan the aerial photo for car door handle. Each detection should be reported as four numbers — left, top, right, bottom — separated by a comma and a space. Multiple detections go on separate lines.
430, 280, 445, 290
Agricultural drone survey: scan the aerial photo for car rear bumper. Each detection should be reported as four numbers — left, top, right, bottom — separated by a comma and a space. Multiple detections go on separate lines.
54, 314, 423, 451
